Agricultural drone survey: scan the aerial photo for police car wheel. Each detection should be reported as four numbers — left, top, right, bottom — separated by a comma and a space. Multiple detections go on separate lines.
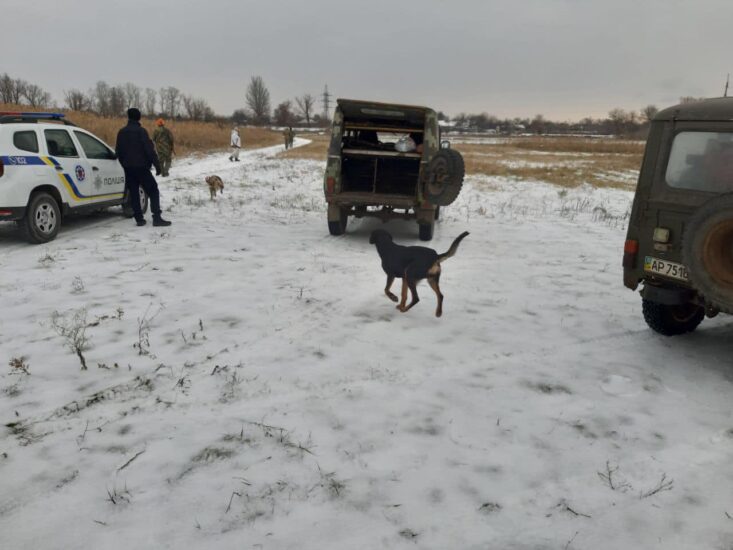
23, 192, 61, 244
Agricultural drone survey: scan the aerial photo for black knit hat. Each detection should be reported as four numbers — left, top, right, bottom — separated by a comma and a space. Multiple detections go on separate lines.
127, 108, 141, 121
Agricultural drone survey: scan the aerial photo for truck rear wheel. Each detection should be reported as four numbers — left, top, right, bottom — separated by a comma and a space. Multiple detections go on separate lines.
22, 192, 61, 244
327, 206, 348, 236
418, 221, 434, 241
641, 298, 704, 336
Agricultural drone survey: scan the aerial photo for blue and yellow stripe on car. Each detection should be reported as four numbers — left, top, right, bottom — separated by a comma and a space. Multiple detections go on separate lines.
1, 155, 124, 202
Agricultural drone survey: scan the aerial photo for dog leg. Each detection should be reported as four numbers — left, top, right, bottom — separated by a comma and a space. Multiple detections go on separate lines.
384, 276, 398, 302
401, 278, 420, 312
397, 276, 409, 311
427, 275, 443, 317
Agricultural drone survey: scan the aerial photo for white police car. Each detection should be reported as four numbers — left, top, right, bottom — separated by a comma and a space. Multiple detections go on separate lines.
0, 112, 147, 243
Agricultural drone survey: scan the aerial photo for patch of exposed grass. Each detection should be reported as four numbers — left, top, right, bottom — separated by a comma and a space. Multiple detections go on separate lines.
247, 128, 645, 190
455, 136, 643, 190
278, 133, 329, 161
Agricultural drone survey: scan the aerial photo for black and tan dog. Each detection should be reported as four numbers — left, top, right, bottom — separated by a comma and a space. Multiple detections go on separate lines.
205, 175, 224, 200
369, 229, 469, 317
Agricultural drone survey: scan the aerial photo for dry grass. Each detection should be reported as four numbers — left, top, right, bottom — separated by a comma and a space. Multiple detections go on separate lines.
0, 103, 282, 156
278, 133, 329, 161
281, 133, 644, 190
454, 136, 644, 190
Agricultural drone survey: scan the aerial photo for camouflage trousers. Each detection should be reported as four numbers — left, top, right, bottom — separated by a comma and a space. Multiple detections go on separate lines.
159, 154, 172, 177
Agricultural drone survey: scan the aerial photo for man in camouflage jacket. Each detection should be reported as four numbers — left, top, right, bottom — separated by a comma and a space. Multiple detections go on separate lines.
153, 118, 175, 177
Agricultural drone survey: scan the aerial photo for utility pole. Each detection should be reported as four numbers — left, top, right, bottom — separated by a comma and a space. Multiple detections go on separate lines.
725, 74, 730, 98
321, 84, 331, 121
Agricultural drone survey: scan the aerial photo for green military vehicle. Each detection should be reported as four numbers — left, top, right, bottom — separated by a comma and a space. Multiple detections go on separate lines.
323, 99, 464, 240
624, 97, 733, 335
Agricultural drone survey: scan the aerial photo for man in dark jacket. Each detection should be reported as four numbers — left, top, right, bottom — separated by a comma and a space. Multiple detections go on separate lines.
115, 108, 172, 227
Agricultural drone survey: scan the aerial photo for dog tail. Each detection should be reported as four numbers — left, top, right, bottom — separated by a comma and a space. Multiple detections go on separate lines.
436, 231, 469, 264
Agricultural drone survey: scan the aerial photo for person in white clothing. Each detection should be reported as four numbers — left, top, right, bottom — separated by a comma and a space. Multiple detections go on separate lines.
229, 127, 241, 162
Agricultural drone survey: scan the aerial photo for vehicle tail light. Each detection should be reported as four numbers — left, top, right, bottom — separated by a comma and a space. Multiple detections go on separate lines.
0, 157, 4, 178
623, 239, 638, 268
326, 177, 336, 194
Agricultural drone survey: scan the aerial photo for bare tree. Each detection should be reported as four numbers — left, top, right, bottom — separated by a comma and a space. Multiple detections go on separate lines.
10, 79, 26, 104
124, 82, 142, 109
530, 114, 546, 135
608, 108, 627, 136
159, 86, 181, 118
640, 105, 659, 123
92, 81, 112, 116
182, 95, 214, 121
679, 96, 706, 104
245, 76, 271, 125
64, 89, 90, 111
295, 93, 315, 126
109, 86, 127, 117
273, 100, 296, 126
23, 84, 51, 108
144, 88, 157, 116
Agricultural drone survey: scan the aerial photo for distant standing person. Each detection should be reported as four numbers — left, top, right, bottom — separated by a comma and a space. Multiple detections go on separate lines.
116, 108, 172, 227
283, 127, 291, 150
288, 126, 295, 149
152, 118, 175, 177
229, 126, 241, 161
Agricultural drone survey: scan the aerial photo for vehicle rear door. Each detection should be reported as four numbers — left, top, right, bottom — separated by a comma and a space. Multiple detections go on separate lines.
73, 130, 125, 201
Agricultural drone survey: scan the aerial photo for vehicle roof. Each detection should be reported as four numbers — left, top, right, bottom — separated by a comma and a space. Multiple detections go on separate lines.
0, 122, 82, 129
337, 99, 435, 126
655, 97, 733, 122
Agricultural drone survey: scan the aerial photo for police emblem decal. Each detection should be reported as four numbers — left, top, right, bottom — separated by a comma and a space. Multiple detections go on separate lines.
75, 165, 86, 182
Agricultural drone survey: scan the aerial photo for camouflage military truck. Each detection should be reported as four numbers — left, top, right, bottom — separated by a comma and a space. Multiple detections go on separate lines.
624, 97, 733, 335
323, 99, 464, 240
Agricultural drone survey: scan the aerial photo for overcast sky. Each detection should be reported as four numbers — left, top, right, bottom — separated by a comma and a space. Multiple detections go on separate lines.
3, 0, 732, 120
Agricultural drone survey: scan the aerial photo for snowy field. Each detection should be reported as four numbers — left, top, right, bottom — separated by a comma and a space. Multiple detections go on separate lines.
1, 141, 732, 550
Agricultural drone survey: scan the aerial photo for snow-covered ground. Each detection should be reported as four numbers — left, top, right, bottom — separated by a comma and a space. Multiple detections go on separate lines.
1, 141, 732, 550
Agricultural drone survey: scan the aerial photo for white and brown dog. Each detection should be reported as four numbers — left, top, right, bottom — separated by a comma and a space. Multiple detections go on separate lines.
205, 175, 224, 200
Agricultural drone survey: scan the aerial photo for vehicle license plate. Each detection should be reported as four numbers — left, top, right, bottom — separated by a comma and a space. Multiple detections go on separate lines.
644, 256, 689, 281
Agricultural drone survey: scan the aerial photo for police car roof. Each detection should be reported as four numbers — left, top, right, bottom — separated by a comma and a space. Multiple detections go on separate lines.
0, 112, 76, 126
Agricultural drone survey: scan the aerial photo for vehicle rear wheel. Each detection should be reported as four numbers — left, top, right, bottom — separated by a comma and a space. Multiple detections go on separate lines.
641, 298, 704, 336
22, 192, 61, 244
418, 221, 434, 241
682, 193, 733, 313
327, 206, 348, 236
122, 188, 149, 218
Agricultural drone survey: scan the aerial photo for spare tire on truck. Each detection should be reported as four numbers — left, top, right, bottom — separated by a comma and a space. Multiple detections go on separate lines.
681, 193, 733, 314
423, 149, 464, 206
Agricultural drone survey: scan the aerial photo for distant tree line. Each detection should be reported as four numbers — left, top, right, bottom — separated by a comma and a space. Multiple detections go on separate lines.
0, 73, 52, 108
234, 76, 328, 128
2, 71, 714, 135
64, 81, 216, 121
0, 72, 217, 122
445, 97, 709, 138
